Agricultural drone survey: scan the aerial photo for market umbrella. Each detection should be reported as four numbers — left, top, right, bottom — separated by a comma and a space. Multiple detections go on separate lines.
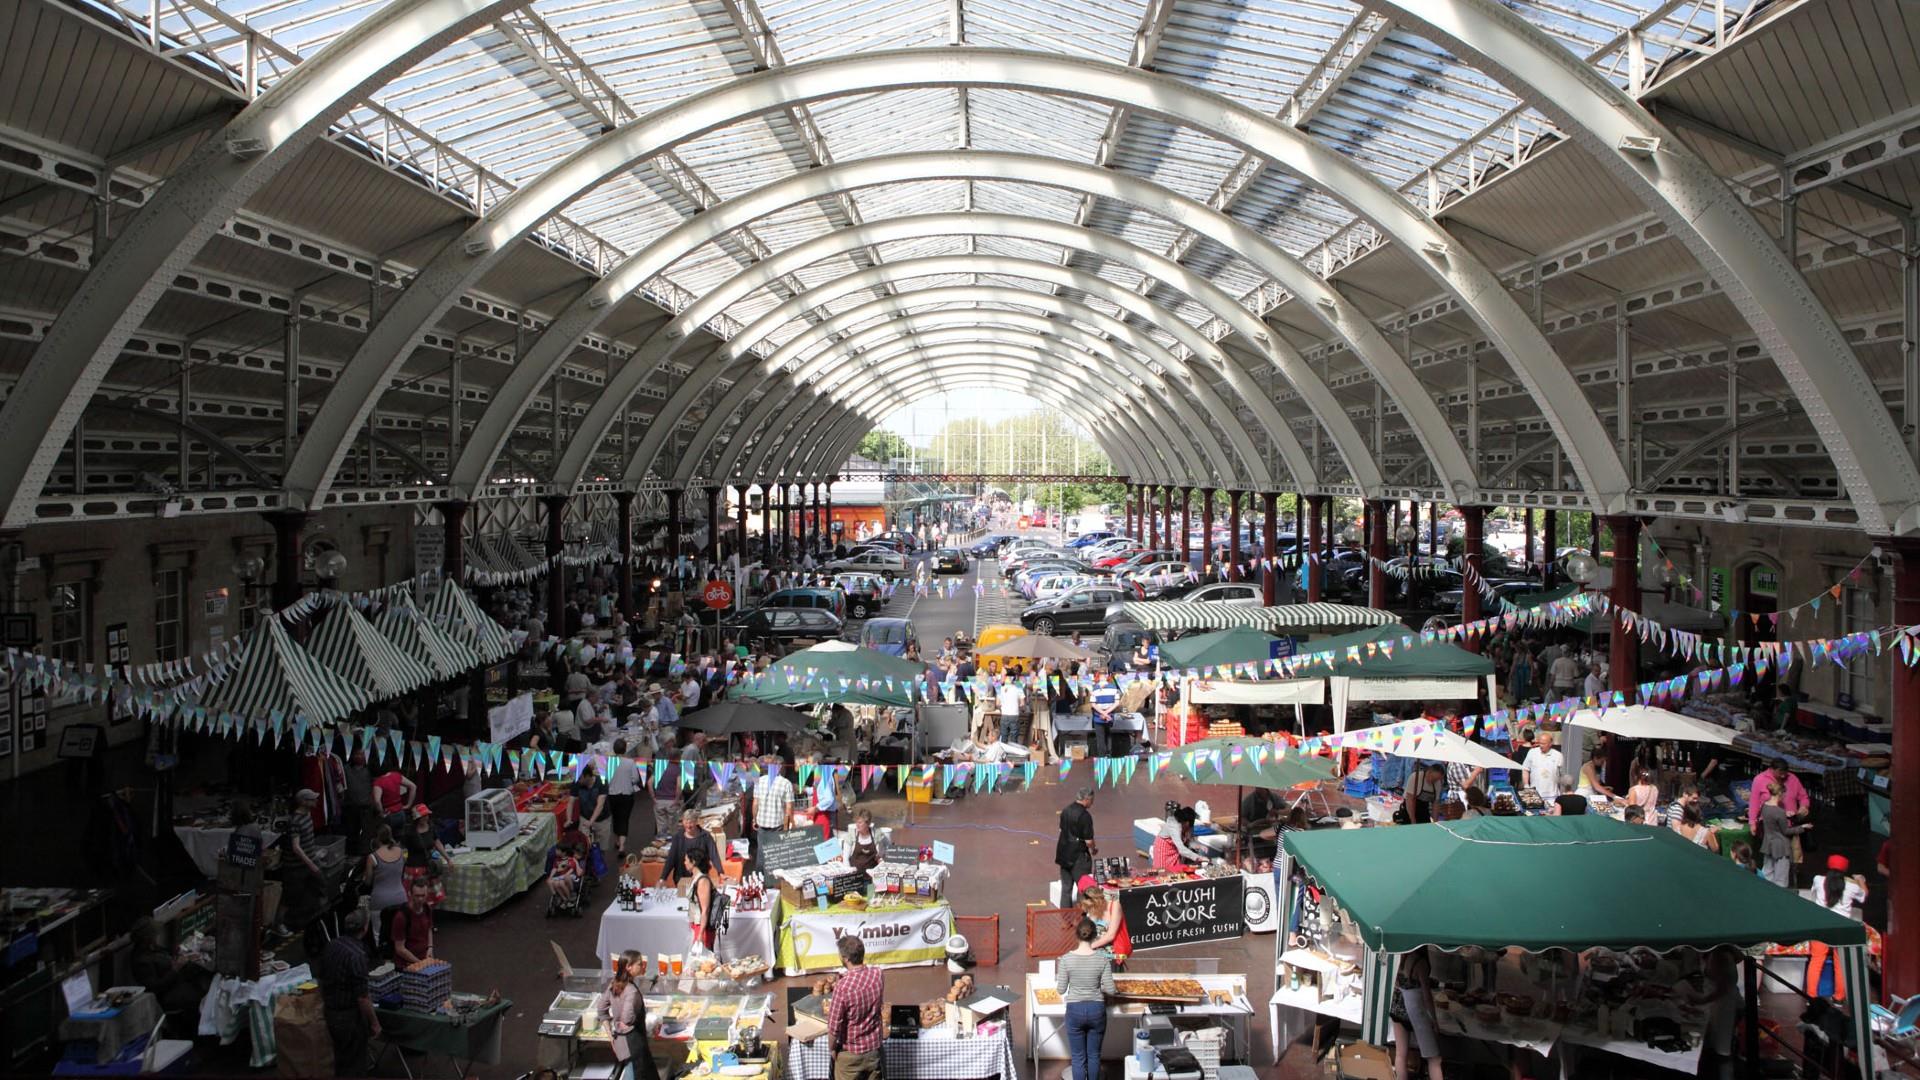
305, 597, 437, 702
1563, 704, 1738, 745
736, 640, 926, 707
974, 634, 1090, 661
677, 700, 812, 737
1377, 726, 1523, 770
1157, 626, 1282, 670
195, 618, 374, 727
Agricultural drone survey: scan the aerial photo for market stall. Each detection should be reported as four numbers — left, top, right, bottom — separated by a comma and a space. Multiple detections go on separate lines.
191, 619, 372, 731
539, 986, 778, 1080
736, 642, 923, 709
1024, 971, 1252, 1072
787, 982, 1020, 1080
371, 994, 512, 1077
1272, 815, 1873, 1071
596, 885, 777, 977
439, 812, 557, 916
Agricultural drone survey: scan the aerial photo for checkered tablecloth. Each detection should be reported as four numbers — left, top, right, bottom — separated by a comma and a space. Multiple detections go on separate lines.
441, 814, 557, 915
786, 1029, 1018, 1080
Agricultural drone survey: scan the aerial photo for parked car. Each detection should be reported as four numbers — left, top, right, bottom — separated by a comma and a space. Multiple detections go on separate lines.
759, 587, 847, 619
1436, 578, 1547, 613
1110, 549, 1181, 572
859, 617, 917, 657
1031, 573, 1103, 601
973, 623, 1033, 673
1123, 560, 1194, 597
1067, 531, 1120, 549
968, 534, 1016, 558
930, 548, 968, 574
724, 607, 845, 650
824, 549, 908, 576
1099, 622, 1159, 674
831, 573, 886, 619
1020, 583, 1130, 634
1154, 580, 1262, 606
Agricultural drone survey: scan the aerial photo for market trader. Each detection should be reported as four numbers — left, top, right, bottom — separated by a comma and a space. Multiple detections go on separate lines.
750, 756, 795, 870
390, 878, 436, 967
1088, 677, 1120, 759
1056, 787, 1097, 905
828, 936, 885, 1080
315, 910, 379, 1076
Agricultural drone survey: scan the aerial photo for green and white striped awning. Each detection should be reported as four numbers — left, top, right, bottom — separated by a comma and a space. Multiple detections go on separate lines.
195, 618, 373, 726
425, 580, 515, 664
1119, 601, 1402, 635
375, 593, 483, 680
306, 597, 437, 701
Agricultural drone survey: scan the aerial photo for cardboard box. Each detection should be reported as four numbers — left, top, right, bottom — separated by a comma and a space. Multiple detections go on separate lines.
1335, 1042, 1391, 1080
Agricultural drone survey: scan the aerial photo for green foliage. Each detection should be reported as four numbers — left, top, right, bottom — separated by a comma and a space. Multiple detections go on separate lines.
918, 411, 1120, 515
856, 429, 913, 464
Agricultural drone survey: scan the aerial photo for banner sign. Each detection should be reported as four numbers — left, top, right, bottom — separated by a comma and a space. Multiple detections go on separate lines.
1116, 876, 1245, 951
487, 692, 534, 745
777, 903, 954, 975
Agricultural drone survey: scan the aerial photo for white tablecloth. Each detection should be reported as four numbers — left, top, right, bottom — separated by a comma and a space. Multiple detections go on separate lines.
198, 964, 312, 1067
173, 825, 280, 879
594, 894, 776, 969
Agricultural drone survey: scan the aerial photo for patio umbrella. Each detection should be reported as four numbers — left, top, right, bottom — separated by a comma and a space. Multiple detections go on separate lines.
1381, 726, 1523, 770
678, 700, 812, 737
975, 634, 1090, 661
1563, 704, 1738, 745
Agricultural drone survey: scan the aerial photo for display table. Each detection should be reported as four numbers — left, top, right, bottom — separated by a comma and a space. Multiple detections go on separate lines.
197, 964, 312, 1067
785, 1027, 1018, 1080
1024, 973, 1251, 1072
371, 998, 511, 1076
172, 825, 280, 879
440, 813, 556, 915
59, 992, 163, 1064
777, 900, 953, 975
596, 894, 777, 970
1267, 985, 1360, 1060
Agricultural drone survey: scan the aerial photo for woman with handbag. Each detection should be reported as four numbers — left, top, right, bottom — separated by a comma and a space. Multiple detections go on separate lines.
600, 951, 660, 1080
684, 847, 718, 952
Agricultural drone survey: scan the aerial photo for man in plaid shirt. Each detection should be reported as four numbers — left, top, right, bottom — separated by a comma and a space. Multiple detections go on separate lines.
828, 937, 885, 1080
750, 756, 795, 871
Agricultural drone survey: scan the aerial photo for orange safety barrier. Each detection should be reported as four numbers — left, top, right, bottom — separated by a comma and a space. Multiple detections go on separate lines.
953, 914, 1001, 966
1025, 905, 1082, 959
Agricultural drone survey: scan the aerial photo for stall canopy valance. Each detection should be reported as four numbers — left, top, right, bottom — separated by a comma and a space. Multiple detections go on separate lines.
1119, 602, 1400, 634
736, 640, 924, 708
196, 618, 374, 726
1158, 627, 1283, 670
306, 598, 437, 701
1281, 815, 1866, 954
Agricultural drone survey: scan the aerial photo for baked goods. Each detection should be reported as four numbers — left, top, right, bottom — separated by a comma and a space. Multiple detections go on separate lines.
1114, 977, 1206, 999
946, 975, 975, 1003
918, 1002, 946, 1027
1033, 988, 1062, 1006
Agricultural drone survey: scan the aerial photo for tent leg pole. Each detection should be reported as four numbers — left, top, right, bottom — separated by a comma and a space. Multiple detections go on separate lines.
1743, 956, 1760, 1080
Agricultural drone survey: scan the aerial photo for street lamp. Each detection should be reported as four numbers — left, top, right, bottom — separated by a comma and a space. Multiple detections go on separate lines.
1339, 523, 1362, 547
1562, 551, 1599, 585
313, 549, 349, 586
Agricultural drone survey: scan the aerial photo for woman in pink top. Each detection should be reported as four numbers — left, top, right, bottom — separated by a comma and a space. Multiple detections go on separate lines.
1625, 768, 1660, 822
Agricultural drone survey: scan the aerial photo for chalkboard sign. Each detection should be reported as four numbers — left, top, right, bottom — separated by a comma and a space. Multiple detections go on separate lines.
826, 872, 867, 903
758, 828, 826, 873
1115, 875, 1245, 951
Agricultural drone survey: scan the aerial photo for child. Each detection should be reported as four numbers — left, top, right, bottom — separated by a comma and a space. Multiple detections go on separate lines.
548, 843, 584, 914
1728, 842, 1758, 876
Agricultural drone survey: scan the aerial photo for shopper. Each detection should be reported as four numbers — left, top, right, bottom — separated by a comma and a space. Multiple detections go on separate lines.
572, 764, 611, 857
401, 804, 452, 905
1746, 758, 1809, 834
1391, 947, 1445, 1080
363, 825, 408, 946
371, 769, 415, 831
1088, 676, 1119, 759
828, 936, 885, 1080
995, 676, 1026, 746
750, 758, 795, 871
275, 788, 326, 936
1682, 946, 1742, 1080
1758, 782, 1811, 886
1806, 855, 1869, 1000
607, 739, 639, 857
1675, 805, 1721, 853
1520, 732, 1565, 801
684, 846, 717, 952
1055, 787, 1096, 905
661, 810, 722, 888
315, 910, 378, 1076
1625, 767, 1660, 823
1057, 917, 1117, 1080
390, 878, 435, 967
599, 952, 658, 1079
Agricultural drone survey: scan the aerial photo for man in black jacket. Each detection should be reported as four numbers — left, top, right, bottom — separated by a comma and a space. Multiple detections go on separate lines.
1055, 787, 1096, 905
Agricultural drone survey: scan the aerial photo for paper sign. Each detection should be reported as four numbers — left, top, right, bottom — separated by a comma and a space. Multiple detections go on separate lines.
931, 840, 955, 864
813, 838, 842, 865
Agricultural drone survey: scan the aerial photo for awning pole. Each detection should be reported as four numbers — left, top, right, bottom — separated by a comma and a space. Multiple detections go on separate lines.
1743, 956, 1760, 1080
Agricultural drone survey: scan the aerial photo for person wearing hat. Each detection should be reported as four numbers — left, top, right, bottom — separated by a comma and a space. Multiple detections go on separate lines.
315, 908, 378, 1074
1806, 854, 1868, 1001
401, 803, 453, 906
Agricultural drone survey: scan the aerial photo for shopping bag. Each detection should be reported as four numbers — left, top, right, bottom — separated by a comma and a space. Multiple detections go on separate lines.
588, 842, 610, 879
272, 988, 334, 1077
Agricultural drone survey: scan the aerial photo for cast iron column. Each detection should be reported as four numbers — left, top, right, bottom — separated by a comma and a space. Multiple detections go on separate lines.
1180, 488, 1193, 567
1157, 486, 1170, 553
666, 487, 682, 568
1227, 491, 1243, 581
1543, 507, 1558, 586
1260, 492, 1278, 605
1200, 488, 1215, 575
1523, 507, 1536, 575
1461, 505, 1486, 641
1886, 539, 1920, 1001
542, 494, 567, 630
1306, 494, 1327, 602
614, 491, 634, 619
705, 485, 721, 565
824, 478, 834, 549
734, 486, 748, 565
1604, 515, 1642, 788
265, 509, 308, 612
1147, 486, 1158, 549
436, 499, 467, 585
1367, 499, 1389, 609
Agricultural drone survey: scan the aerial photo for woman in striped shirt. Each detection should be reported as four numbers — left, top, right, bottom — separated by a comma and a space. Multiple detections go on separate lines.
1055, 918, 1116, 1080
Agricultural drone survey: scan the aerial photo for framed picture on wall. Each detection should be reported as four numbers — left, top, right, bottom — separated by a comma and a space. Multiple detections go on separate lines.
106, 623, 130, 666
30, 689, 47, 732
21, 732, 35, 753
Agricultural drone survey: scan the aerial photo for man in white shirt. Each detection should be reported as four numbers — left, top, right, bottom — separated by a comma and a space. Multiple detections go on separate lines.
1548, 652, 1581, 700
1581, 663, 1605, 700
680, 673, 702, 711
973, 729, 1009, 764
995, 679, 1026, 746
1522, 732, 1566, 800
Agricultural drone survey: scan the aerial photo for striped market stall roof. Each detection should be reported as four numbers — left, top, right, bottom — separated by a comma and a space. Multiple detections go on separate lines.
306, 598, 437, 701
426, 580, 515, 664
375, 593, 483, 680
195, 618, 373, 726
1118, 602, 1403, 635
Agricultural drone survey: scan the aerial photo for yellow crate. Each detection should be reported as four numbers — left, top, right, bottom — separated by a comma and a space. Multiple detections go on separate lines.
905, 778, 934, 805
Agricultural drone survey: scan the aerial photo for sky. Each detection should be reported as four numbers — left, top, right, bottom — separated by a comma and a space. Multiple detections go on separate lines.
876, 388, 1090, 447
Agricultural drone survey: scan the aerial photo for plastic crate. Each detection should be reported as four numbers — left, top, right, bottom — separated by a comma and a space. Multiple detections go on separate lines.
400, 961, 452, 1011
1178, 1026, 1225, 1080
369, 969, 403, 1005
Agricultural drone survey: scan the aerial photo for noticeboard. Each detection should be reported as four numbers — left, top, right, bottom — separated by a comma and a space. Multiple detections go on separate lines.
1114, 875, 1246, 951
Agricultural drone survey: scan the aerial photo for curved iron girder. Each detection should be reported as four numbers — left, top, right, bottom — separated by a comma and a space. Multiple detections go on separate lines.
736, 355, 1172, 487
287, 51, 1624, 515
736, 361, 1162, 485
729, 350, 1179, 487
0, 0, 521, 528
1382, 0, 1920, 534
87, 400, 276, 488
652, 275, 1267, 487
656, 315, 1182, 488
597, 211, 1319, 494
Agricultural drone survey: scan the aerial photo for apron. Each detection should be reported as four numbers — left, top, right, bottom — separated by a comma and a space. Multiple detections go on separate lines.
849, 832, 881, 872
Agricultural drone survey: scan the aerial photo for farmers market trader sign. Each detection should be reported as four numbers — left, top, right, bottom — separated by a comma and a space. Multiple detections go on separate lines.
1116, 876, 1246, 951
777, 902, 954, 974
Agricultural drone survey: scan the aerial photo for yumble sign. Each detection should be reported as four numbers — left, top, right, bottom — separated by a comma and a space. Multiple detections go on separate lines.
1116, 876, 1246, 951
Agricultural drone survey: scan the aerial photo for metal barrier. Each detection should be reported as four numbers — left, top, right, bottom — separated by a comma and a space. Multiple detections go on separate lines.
953, 913, 1002, 966
1025, 905, 1082, 959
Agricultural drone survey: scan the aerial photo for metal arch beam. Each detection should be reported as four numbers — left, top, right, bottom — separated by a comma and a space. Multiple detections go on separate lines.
1383, 0, 1920, 534
0, 0, 522, 527
733, 354, 1174, 487
588, 210, 1325, 492
730, 348, 1182, 487
655, 277, 1253, 488
86, 400, 276, 488
289, 52, 1624, 515
665, 319, 1195, 489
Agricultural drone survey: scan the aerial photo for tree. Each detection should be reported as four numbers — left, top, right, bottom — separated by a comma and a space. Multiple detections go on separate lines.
856, 429, 913, 465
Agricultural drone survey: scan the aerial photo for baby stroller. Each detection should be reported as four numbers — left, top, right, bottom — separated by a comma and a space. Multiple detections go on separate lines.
545, 844, 592, 918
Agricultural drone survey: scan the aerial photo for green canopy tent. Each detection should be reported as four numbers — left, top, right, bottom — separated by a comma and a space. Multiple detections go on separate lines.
735, 641, 925, 708
305, 597, 437, 701
1166, 734, 1340, 865
1158, 627, 1282, 670
1279, 815, 1872, 1050
194, 618, 375, 730
375, 593, 484, 680
425, 580, 515, 664
1118, 601, 1400, 635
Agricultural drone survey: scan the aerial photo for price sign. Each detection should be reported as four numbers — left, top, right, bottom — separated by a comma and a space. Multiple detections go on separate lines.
1114, 875, 1245, 951
758, 828, 824, 872
702, 580, 736, 610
